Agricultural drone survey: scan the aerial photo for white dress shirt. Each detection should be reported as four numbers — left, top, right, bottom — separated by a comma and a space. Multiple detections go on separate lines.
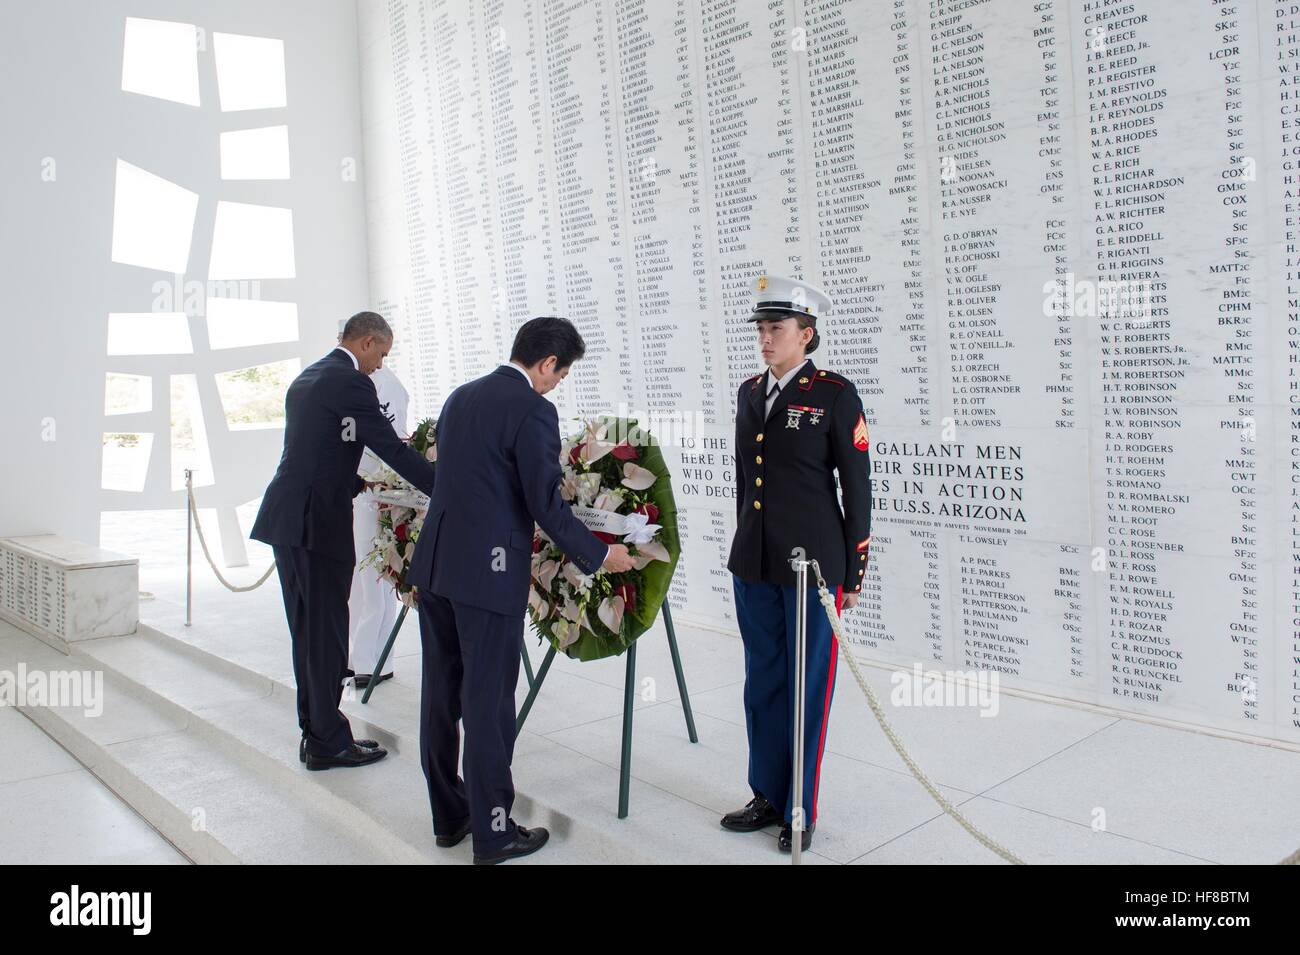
764, 359, 809, 418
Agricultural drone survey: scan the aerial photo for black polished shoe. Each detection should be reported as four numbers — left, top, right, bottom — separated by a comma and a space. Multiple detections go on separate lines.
300, 737, 379, 763
353, 672, 394, 690
473, 825, 550, 865
778, 822, 816, 852
305, 742, 388, 771
720, 795, 781, 832
435, 818, 473, 848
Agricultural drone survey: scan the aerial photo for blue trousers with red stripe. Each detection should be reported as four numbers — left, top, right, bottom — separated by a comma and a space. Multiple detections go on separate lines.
732, 575, 841, 826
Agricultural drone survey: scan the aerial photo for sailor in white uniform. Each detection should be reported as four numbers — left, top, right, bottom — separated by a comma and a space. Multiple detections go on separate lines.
348, 351, 411, 689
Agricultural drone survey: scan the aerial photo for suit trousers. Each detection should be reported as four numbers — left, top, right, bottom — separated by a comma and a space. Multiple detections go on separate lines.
417, 589, 522, 854
732, 575, 843, 826
273, 545, 356, 756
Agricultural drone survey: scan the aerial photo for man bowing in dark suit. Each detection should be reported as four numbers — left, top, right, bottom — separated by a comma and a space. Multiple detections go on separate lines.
252, 312, 435, 770
407, 316, 635, 864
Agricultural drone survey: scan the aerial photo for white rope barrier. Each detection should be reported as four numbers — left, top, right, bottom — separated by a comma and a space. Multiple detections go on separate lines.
186, 483, 276, 593
810, 558, 1300, 866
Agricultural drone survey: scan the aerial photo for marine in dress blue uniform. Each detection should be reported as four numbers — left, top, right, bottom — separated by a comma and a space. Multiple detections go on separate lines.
721, 276, 873, 852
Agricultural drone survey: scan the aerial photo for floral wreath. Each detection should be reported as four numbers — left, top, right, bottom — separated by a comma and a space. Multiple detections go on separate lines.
528, 416, 681, 661
361, 417, 436, 608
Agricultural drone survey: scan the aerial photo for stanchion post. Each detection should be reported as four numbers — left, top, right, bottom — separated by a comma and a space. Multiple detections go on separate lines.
185, 468, 193, 627
792, 556, 808, 866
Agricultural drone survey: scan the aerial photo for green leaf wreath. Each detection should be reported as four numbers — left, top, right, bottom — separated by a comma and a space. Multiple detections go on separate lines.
527, 416, 681, 661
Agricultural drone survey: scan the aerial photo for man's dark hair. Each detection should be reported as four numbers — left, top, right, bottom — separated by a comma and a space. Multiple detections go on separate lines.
342, 311, 393, 341
510, 316, 586, 369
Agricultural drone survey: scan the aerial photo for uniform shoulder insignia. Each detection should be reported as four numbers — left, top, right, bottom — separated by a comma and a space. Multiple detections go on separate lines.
811, 368, 847, 388
853, 414, 870, 451
745, 374, 763, 391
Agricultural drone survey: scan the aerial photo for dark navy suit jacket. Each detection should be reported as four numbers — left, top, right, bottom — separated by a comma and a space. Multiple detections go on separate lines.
407, 365, 608, 616
251, 349, 436, 564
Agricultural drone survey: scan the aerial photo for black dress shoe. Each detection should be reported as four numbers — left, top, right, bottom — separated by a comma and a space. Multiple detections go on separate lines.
778, 822, 816, 852
300, 737, 379, 763
473, 825, 550, 865
353, 672, 394, 690
435, 818, 472, 848
720, 795, 781, 832
305, 742, 388, 771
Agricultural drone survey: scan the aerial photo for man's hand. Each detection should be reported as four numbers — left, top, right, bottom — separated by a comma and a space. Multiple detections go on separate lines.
841, 592, 858, 611
602, 544, 635, 573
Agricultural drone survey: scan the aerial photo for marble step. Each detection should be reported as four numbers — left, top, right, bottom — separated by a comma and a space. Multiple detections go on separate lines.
61, 624, 658, 864
0, 626, 411, 864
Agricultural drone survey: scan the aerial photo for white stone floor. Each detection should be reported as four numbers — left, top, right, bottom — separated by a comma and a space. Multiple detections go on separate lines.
0, 705, 188, 864
1, 508, 1295, 864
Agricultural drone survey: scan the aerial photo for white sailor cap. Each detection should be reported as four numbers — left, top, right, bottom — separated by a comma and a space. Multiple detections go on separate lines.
748, 274, 832, 321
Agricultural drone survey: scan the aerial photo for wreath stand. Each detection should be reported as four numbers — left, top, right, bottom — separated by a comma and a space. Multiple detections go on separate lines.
360, 604, 408, 704
515, 598, 699, 818
361, 595, 699, 818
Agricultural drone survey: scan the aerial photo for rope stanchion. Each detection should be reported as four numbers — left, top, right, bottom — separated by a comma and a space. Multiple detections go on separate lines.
186, 482, 276, 593
809, 559, 1026, 865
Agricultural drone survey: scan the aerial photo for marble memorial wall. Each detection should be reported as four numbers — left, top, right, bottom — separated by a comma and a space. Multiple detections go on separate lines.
357, 0, 1300, 744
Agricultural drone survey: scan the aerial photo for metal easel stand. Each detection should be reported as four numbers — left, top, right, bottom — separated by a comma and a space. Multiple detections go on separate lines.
361, 603, 408, 704
515, 599, 698, 819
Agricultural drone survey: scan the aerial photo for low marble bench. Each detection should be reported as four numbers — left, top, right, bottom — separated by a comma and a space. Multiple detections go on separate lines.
0, 535, 138, 653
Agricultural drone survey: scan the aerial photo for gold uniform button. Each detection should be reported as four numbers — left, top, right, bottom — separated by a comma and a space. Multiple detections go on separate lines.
755, 455, 763, 465
756, 433, 764, 442
753, 500, 762, 510
859, 568, 865, 576
755, 478, 762, 487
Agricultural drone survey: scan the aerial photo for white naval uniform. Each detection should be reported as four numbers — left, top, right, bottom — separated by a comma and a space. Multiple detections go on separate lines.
348, 364, 410, 676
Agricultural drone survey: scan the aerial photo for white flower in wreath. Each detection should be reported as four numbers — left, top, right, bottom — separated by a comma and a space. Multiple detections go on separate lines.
575, 472, 602, 506
385, 543, 404, 574
535, 558, 561, 591
597, 594, 626, 633
560, 595, 582, 623
553, 618, 580, 650
561, 560, 594, 594
620, 462, 657, 491
592, 488, 624, 512
527, 587, 550, 621
578, 420, 617, 464
630, 539, 671, 570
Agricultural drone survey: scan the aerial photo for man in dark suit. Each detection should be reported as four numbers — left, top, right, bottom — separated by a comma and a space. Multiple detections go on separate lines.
251, 312, 436, 770
406, 316, 635, 864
